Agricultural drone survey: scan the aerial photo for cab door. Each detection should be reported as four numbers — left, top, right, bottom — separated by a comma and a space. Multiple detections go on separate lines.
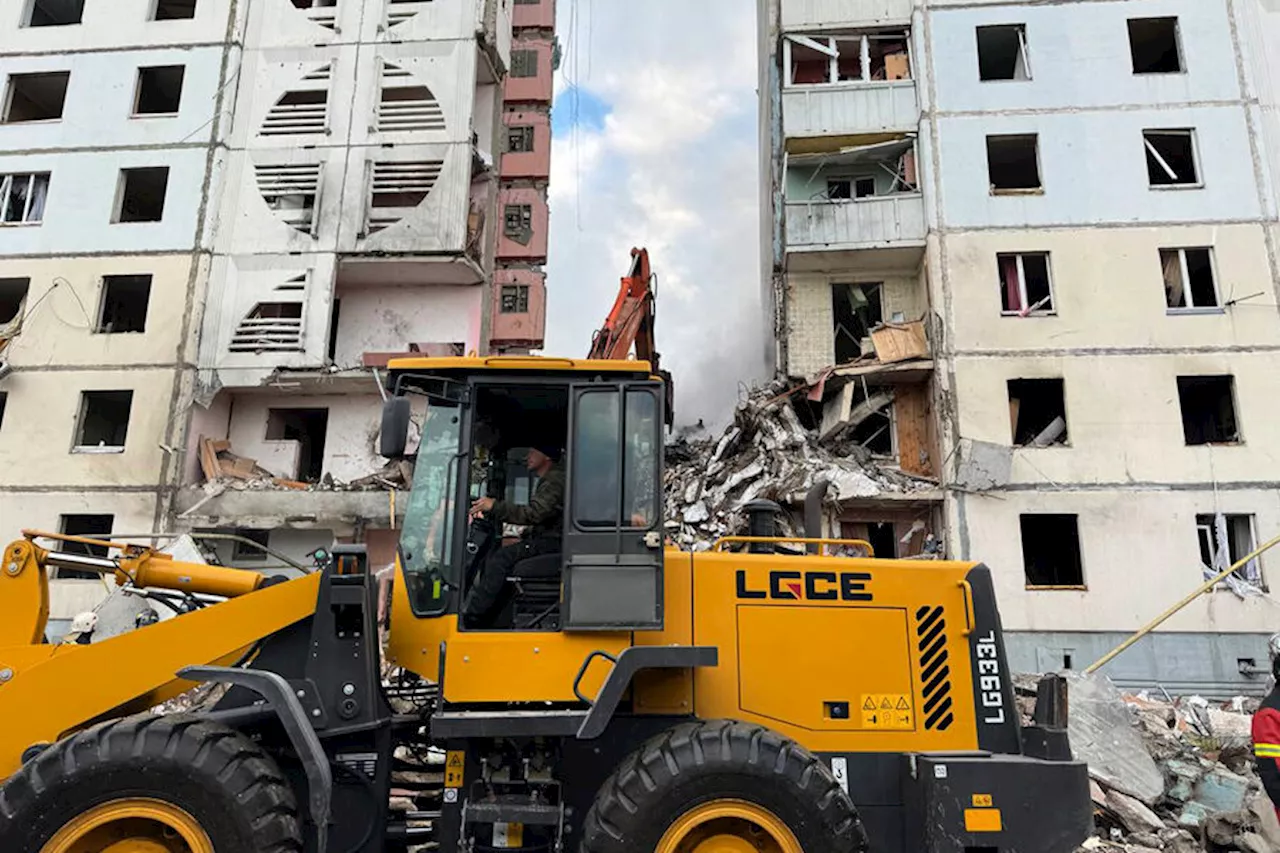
561, 381, 665, 631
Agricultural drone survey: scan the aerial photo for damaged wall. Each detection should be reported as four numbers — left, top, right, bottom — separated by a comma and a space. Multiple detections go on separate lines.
786, 271, 926, 376
330, 285, 483, 369
223, 392, 384, 483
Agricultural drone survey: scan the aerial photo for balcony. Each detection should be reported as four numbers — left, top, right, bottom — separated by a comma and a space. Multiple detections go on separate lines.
786, 196, 925, 270
783, 82, 918, 142
782, 0, 913, 30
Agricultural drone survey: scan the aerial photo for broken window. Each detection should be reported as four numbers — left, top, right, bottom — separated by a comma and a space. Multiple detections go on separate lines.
0, 278, 30, 324
976, 24, 1031, 81
232, 529, 270, 561
986, 134, 1041, 192
1196, 514, 1262, 590
379, 63, 443, 132
1161, 247, 1218, 310
1144, 130, 1199, 187
785, 32, 911, 85
504, 203, 533, 243
1129, 17, 1182, 74
511, 50, 539, 78
1020, 514, 1084, 587
97, 275, 151, 333
998, 252, 1054, 315
24, 0, 84, 26
832, 282, 883, 363
1177, 375, 1238, 445
75, 390, 133, 451
501, 284, 530, 313
231, 301, 304, 352
827, 178, 851, 200
507, 125, 535, 153
266, 408, 329, 482
1008, 378, 1067, 446
153, 0, 197, 19
134, 66, 185, 116
114, 167, 169, 223
57, 514, 113, 579
855, 177, 876, 198
292, 0, 336, 7
3, 72, 70, 123
255, 164, 321, 235
1, 173, 50, 224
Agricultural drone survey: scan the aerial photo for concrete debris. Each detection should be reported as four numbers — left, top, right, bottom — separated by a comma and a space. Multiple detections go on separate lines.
1027, 673, 1272, 853
663, 379, 938, 549
198, 435, 414, 493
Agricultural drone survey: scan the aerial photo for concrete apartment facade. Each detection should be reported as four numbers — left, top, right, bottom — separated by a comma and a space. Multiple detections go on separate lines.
760, 0, 1280, 693
0, 0, 553, 636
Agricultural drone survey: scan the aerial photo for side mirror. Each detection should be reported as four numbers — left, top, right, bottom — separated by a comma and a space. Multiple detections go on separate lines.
380, 397, 412, 458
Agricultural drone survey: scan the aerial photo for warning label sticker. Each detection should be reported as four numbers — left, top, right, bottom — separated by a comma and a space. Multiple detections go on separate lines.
860, 694, 914, 730
445, 750, 465, 788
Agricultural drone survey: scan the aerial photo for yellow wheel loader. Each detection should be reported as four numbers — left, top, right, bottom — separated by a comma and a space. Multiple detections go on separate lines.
0, 356, 1091, 853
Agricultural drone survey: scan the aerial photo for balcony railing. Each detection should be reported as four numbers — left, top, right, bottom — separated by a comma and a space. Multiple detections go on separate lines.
785, 194, 925, 251
782, 0, 913, 30
783, 81, 918, 139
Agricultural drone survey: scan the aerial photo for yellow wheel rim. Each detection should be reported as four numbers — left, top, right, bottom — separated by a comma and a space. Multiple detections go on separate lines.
656, 799, 804, 853
39, 797, 214, 853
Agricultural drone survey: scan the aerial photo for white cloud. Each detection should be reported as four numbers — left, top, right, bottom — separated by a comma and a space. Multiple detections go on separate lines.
544, 0, 768, 428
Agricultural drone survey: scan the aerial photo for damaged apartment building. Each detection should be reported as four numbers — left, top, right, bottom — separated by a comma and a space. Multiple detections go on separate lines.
0, 0, 554, 634
759, 0, 1280, 693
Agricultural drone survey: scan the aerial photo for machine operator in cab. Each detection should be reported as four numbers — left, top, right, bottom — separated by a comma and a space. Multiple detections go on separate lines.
463, 443, 565, 625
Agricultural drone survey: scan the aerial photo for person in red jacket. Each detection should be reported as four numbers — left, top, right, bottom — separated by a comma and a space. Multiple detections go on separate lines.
1253, 653, 1280, 822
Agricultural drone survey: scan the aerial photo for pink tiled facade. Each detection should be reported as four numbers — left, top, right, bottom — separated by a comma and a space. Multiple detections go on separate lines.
505, 39, 554, 104
491, 269, 547, 349
496, 187, 549, 260
501, 109, 551, 180
512, 0, 555, 30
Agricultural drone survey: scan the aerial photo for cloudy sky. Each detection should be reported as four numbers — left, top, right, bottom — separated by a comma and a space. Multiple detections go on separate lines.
542, 0, 768, 428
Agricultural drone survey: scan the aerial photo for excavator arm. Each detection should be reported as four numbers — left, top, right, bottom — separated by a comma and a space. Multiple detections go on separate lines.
588, 247, 675, 425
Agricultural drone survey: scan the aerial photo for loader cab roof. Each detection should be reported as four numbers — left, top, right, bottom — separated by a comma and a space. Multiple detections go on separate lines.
385, 355, 654, 380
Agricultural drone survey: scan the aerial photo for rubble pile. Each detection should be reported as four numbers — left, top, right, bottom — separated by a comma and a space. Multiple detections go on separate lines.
198, 436, 414, 493
663, 379, 938, 549
1029, 673, 1280, 853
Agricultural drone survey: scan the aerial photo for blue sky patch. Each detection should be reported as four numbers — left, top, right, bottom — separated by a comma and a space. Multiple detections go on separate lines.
553, 86, 610, 135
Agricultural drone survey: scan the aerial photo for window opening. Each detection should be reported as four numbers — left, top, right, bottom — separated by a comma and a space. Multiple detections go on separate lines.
58, 514, 113, 578
507, 125, 535, 153
976, 24, 1030, 81
511, 50, 539, 78
785, 31, 911, 85
1161, 248, 1218, 310
326, 297, 340, 362
827, 178, 851, 200
501, 285, 530, 313
134, 66, 185, 115
1008, 378, 1067, 447
1144, 130, 1198, 187
1197, 514, 1263, 591
571, 389, 658, 529
97, 275, 151, 333
986, 134, 1041, 192
0, 278, 30, 324
855, 177, 877, 198
832, 282, 883, 363
266, 408, 329, 482
504, 203, 533, 244
1129, 17, 1182, 74
232, 529, 270, 561
0, 392, 7, 431
75, 390, 133, 450
3, 72, 70, 123
0, 173, 49, 224
1177, 375, 1238, 445
998, 252, 1053, 315
25, 0, 84, 26
1021, 514, 1083, 587
153, 0, 197, 19
114, 167, 169, 223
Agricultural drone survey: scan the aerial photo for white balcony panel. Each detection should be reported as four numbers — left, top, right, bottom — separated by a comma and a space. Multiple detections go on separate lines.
782, 0, 912, 30
783, 82, 918, 139
786, 195, 925, 251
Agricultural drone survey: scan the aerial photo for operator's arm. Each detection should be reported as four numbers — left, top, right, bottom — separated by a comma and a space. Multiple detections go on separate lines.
492, 468, 564, 528
1253, 704, 1280, 812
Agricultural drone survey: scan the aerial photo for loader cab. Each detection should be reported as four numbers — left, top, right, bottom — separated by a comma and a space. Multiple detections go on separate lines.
381, 357, 665, 635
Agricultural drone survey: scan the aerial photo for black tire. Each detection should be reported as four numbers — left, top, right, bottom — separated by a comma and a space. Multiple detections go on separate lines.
0, 714, 303, 853
580, 719, 868, 853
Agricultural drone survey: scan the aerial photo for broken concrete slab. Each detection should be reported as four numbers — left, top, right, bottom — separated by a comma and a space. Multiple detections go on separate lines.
951, 438, 1012, 491
1105, 790, 1165, 834
1066, 672, 1165, 805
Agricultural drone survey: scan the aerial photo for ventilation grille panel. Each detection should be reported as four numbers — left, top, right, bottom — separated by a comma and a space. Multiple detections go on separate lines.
255, 164, 322, 234
377, 63, 445, 133
367, 160, 441, 234
261, 65, 331, 136
386, 0, 429, 27
916, 605, 954, 731
230, 275, 306, 353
